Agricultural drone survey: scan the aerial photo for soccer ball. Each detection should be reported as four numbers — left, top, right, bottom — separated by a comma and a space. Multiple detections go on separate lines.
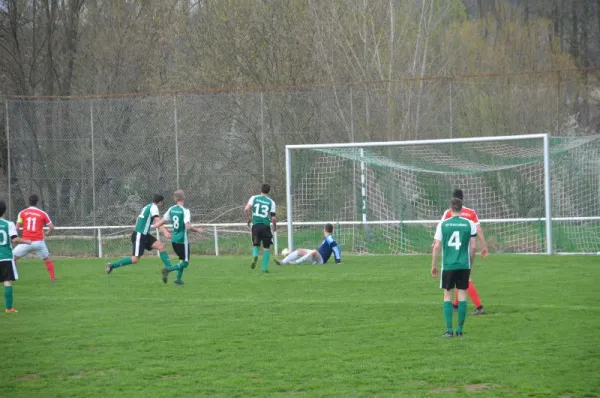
281, 248, 290, 256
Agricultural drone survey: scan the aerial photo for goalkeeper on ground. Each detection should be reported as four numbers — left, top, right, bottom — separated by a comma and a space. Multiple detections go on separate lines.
275, 223, 341, 265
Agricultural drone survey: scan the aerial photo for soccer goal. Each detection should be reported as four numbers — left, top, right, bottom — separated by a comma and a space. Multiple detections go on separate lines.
285, 134, 600, 255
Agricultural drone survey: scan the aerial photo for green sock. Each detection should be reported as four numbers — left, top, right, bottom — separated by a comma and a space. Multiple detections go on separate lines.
111, 257, 132, 269
457, 300, 467, 333
4, 286, 13, 309
443, 301, 453, 333
176, 261, 189, 282
262, 249, 270, 272
252, 246, 259, 257
159, 251, 175, 270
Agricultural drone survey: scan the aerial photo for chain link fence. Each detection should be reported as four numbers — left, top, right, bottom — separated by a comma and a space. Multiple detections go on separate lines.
3, 71, 599, 255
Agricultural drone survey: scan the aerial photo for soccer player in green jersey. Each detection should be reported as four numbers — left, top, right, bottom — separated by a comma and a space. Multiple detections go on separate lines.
105, 194, 175, 280
0, 200, 32, 313
158, 190, 203, 285
431, 198, 477, 338
245, 183, 277, 273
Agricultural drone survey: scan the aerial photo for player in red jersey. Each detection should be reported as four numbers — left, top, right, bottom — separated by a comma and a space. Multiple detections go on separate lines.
13, 195, 56, 282
439, 189, 488, 315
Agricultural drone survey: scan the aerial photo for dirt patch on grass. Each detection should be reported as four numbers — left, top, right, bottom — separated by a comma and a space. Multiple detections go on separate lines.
430, 384, 499, 394
465, 383, 497, 392
13, 374, 40, 382
430, 386, 457, 394
70, 370, 107, 379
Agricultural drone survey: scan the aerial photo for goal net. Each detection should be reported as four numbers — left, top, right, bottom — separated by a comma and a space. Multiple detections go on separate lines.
285, 134, 600, 254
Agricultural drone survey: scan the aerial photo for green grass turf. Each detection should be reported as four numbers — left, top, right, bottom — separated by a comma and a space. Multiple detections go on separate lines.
1, 255, 599, 397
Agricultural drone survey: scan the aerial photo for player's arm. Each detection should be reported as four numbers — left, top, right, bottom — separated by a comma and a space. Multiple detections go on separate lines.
431, 239, 441, 278
470, 220, 478, 265
184, 209, 203, 234
328, 237, 341, 264
45, 222, 55, 237
431, 222, 442, 278
9, 223, 30, 245
270, 201, 277, 232
469, 236, 477, 265
476, 224, 488, 258
153, 218, 171, 239
15, 212, 23, 236
245, 197, 254, 227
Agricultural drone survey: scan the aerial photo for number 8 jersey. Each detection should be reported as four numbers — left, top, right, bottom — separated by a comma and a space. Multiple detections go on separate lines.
17, 206, 52, 242
163, 205, 191, 244
246, 195, 276, 226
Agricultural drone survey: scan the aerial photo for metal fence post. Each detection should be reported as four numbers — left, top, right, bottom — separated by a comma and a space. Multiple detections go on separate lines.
90, 101, 97, 227
213, 225, 219, 256
260, 92, 265, 182
97, 228, 103, 258
174, 95, 180, 189
5, 100, 11, 219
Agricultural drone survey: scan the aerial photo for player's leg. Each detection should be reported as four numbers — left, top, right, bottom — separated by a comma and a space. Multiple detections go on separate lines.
106, 232, 141, 274
37, 241, 55, 282
3, 260, 18, 312
174, 241, 189, 285
276, 249, 308, 265
149, 237, 174, 283
467, 277, 485, 315
441, 271, 454, 337
261, 227, 273, 273
455, 269, 470, 335
250, 225, 260, 269
296, 250, 319, 264
12, 243, 31, 268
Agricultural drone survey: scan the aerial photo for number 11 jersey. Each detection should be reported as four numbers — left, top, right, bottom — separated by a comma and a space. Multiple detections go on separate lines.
17, 206, 52, 242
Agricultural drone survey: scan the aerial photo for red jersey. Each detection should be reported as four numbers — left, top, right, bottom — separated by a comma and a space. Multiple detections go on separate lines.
17, 206, 52, 241
441, 206, 480, 225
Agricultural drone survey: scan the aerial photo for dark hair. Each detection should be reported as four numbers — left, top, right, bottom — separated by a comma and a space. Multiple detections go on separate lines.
153, 194, 164, 204
324, 223, 334, 233
452, 189, 463, 201
261, 183, 270, 194
450, 198, 463, 213
0, 200, 5, 217
29, 194, 39, 206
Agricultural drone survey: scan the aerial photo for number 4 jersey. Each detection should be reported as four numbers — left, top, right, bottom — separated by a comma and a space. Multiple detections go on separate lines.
17, 206, 52, 242
246, 195, 276, 226
434, 216, 477, 270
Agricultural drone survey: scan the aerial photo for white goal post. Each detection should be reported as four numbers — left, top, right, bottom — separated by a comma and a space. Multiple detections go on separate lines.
285, 134, 600, 255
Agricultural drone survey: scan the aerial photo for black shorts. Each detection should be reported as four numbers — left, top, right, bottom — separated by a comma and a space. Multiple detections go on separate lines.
441, 269, 470, 290
251, 224, 272, 248
0, 260, 17, 282
172, 242, 190, 262
131, 232, 157, 257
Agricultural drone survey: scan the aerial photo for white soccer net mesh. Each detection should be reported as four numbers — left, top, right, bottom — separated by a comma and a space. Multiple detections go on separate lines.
288, 135, 600, 254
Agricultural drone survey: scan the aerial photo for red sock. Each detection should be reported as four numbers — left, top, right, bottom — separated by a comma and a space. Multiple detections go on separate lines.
44, 259, 55, 280
453, 296, 459, 307
467, 281, 482, 308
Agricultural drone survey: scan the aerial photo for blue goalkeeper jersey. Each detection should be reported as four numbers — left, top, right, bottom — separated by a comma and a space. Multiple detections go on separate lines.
318, 235, 341, 264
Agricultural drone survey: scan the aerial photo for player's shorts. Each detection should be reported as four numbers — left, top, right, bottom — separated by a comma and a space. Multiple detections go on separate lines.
251, 224, 273, 248
0, 260, 18, 281
310, 250, 324, 264
131, 232, 157, 257
440, 269, 470, 290
13, 240, 50, 259
172, 242, 189, 262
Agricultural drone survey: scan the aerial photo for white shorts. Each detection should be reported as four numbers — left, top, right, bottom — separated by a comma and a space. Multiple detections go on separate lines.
13, 241, 50, 259
310, 250, 324, 265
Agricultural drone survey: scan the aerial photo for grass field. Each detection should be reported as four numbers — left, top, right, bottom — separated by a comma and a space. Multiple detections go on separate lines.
2, 254, 600, 397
